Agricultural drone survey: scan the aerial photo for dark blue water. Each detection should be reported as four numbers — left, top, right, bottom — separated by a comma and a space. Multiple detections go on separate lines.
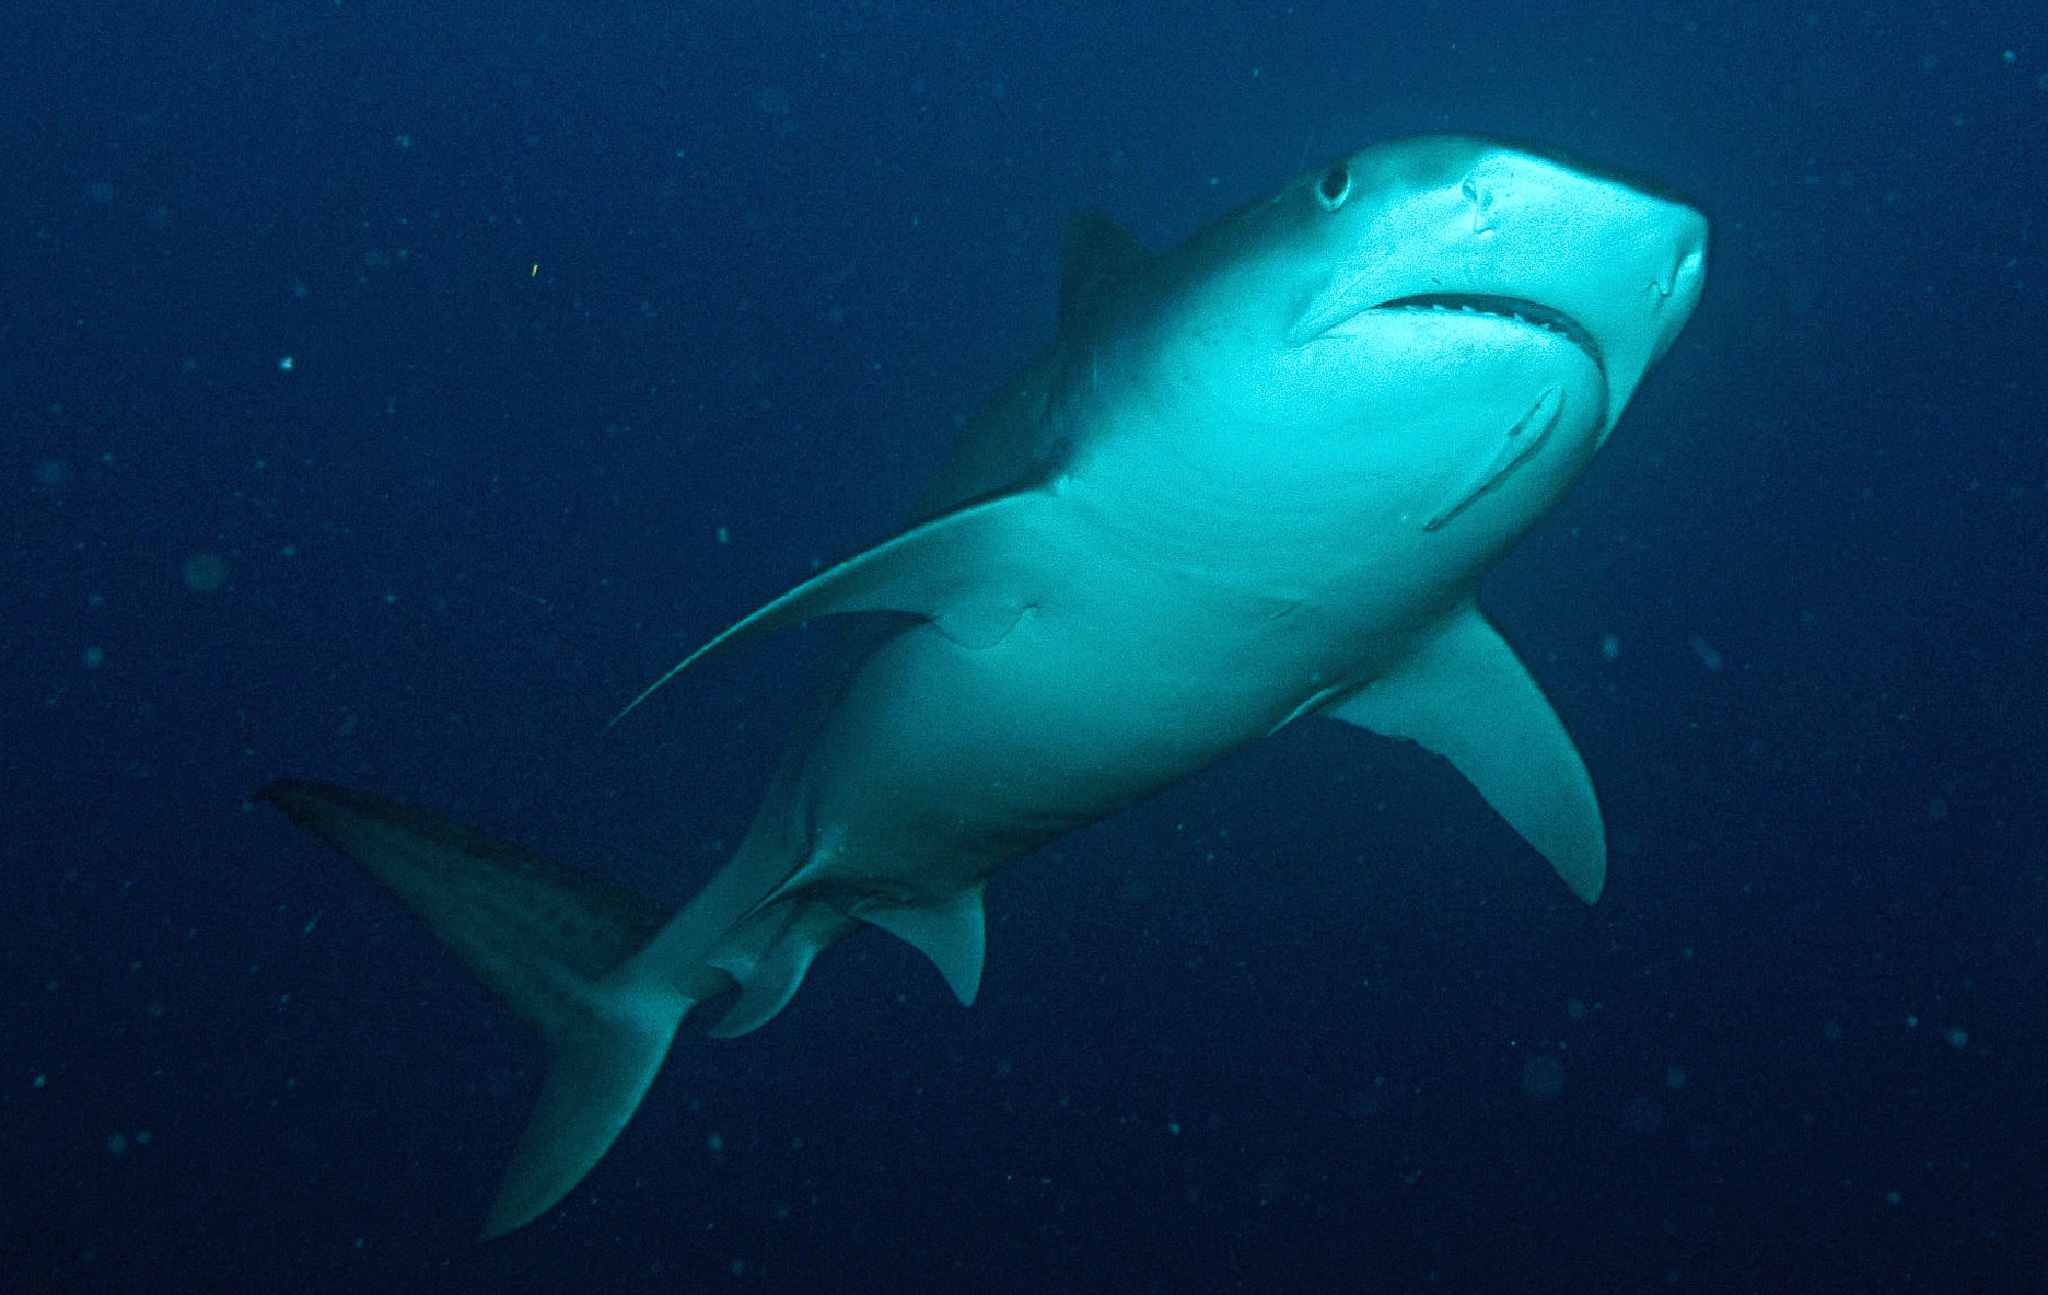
5, 1, 2046, 1289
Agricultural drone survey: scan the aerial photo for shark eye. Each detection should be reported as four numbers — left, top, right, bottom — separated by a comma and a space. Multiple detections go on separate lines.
1315, 164, 1353, 212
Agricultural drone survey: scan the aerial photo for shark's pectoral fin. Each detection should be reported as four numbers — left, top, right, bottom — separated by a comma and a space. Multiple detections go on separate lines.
861, 885, 989, 1006
1327, 605, 1607, 903
256, 779, 698, 1237
613, 490, 1065, 726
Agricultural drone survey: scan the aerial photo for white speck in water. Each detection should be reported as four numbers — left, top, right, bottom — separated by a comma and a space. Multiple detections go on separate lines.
183, 553, 229, 592
1520, 1055, 1567, 1101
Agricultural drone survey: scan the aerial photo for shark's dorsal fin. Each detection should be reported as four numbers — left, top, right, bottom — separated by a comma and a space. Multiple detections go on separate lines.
860, 885, 989, 1006
612, 489, 1065, 726
1059, 211, 1151, 335
1327, 605, 1607, 903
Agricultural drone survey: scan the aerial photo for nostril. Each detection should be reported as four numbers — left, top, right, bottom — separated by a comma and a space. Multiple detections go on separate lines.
1655, 247, 1707, 300
1460, 176, 1497, 233
1677, 247, 1705, 283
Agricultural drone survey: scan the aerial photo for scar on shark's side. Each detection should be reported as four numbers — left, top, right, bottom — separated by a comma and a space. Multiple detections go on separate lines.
262, 135, 1708, 1237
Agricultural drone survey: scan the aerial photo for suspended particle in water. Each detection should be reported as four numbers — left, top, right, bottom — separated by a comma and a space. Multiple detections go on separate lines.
183, 553, 229, 592
1520, 1055, 1567, 1101
1621, 1095, 1664, 1134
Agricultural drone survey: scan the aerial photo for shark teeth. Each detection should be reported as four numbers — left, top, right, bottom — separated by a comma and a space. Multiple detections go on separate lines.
1373, 293, 1604, 372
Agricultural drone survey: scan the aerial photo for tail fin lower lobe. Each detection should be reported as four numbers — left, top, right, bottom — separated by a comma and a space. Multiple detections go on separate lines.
258, 779, 695, 1237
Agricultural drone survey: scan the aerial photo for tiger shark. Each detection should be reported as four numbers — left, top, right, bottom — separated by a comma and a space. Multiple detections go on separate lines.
260, 135, 1707, 1236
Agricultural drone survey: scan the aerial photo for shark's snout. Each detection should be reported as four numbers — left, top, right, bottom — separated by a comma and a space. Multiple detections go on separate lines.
1659, 245, 1708, 301
1286, 142, 1706, 410
1472, 155, 1707, 423
1643, 221, 1709, 369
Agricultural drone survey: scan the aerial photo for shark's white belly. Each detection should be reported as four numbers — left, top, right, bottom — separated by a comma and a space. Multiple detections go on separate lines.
782, 543, 1421, 899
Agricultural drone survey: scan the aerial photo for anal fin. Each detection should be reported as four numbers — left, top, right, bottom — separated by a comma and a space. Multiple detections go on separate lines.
861, 885, 989, 1006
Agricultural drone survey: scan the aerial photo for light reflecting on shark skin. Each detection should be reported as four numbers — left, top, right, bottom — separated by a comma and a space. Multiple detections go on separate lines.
261, 134, 1707, 1237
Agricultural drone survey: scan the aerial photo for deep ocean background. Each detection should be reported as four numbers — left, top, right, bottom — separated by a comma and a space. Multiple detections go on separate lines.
5, 0, 2047, 1290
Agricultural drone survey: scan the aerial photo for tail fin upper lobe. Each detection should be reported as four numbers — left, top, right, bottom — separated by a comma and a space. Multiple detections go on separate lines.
257, 779, 698, 1236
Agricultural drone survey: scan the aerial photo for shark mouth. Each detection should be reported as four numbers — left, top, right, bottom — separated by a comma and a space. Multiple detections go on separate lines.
1373, 294, 1604, 373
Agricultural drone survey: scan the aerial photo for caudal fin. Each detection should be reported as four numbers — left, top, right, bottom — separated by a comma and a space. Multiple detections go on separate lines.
257, 779, 696, 1237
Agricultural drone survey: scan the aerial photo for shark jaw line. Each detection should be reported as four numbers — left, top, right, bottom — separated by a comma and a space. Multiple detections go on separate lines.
1367, 294, 1605, 374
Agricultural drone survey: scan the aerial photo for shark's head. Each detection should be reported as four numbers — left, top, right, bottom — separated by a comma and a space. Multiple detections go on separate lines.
1088, 135, 1706, 578
1289, 137, 1704, 426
